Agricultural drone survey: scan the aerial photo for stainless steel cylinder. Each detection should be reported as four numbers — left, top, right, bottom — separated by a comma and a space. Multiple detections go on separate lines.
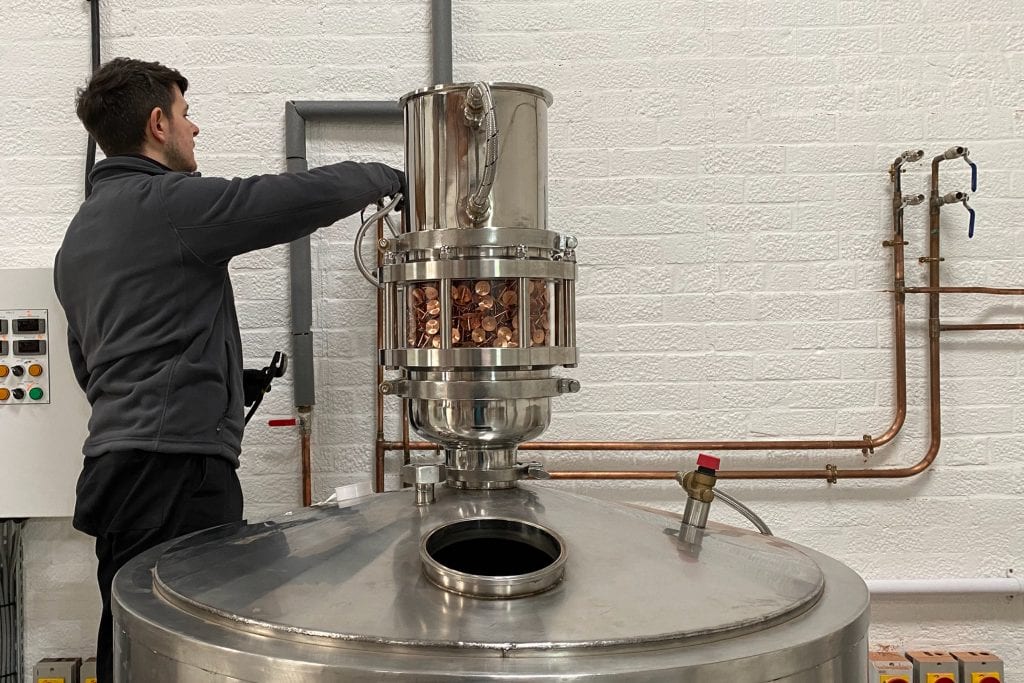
402, 83, 551, 230
381, 83, 579, 489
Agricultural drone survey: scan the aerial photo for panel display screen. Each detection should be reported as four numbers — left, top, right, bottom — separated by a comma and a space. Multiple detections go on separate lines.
13, 339, 46, 355
14, 318, 44, 333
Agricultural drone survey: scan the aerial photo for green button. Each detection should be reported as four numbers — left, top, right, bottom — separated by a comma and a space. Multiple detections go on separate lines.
28, 387, 44, 401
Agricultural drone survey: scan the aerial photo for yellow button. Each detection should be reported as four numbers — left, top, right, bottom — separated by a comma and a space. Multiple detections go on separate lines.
0, 365, 8, 377
28, 363, 43, 377
0, 388, 9, 401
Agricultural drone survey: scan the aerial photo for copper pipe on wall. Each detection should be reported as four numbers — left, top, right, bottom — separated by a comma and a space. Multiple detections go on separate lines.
940, 323, 1024, 331
546, 292, 943, 481
907, 286, 1024, 296
375, 153, 915, 477
299, 407, 313, 506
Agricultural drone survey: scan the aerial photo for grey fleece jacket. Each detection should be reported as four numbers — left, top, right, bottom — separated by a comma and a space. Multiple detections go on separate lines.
54, 156, 400, 466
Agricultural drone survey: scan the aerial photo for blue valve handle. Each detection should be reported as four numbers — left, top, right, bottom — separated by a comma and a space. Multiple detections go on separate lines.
963, 200, 975, 238
968, 160, 977, 192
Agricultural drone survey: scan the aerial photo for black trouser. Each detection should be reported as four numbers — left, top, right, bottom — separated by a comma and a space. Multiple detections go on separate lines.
73, 450, 243, 683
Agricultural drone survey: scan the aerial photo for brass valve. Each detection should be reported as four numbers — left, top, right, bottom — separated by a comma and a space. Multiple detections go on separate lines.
677, 454, 721, 530
677, 468, 717, 503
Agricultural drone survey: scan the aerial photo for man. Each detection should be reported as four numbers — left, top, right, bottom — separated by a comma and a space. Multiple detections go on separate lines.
53, 57, 403, 682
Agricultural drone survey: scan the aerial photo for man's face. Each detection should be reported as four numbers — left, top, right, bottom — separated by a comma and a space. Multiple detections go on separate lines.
164, 84, 199, 172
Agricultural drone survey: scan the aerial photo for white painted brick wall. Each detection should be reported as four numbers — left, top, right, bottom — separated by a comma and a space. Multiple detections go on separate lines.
2, 0, 1023, 678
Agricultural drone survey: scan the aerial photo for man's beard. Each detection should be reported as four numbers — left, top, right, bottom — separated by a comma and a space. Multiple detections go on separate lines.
165, 140, 196, 173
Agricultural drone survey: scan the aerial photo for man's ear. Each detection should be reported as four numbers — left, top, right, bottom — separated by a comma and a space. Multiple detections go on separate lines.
147, 106, 169, 144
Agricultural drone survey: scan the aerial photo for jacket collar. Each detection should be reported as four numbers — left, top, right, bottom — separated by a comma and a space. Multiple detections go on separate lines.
89, 155, 201, 184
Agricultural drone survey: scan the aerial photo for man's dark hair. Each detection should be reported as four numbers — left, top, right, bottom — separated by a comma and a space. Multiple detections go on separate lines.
76, 57, 189, 156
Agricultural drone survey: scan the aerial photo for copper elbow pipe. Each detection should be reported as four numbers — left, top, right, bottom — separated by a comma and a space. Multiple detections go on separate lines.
547, 305, 943, 482
375, 151, 980, 483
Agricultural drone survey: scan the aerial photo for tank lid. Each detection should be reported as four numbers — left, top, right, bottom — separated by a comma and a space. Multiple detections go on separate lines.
400, 82, 554, 106
149, 486, 825, 652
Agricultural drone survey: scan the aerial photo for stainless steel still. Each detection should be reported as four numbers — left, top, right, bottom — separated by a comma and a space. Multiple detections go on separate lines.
375, 82, 580, 489
113, 484, 869, 681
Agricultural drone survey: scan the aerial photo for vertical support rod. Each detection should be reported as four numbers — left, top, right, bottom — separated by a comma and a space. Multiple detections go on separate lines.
554, 280, 566, 347
518, 278, 530, 347
565, 280, 576, 349
383, 283, 396, 352
440, 279, 452, 349
375, 216, 387, 493
402, 398, 411, 466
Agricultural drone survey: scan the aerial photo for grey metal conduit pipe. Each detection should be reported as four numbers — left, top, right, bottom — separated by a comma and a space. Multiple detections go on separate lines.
283, 0, 453, 501
285, 0, 453, 412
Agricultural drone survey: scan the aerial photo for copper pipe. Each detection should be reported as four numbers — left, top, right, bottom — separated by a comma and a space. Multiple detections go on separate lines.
375, 151, 971, 482
383, 438, 877, 451
547, 319, 943, 481
374, 215, 386, 493
907, 286, 1024, 296
301, 430, 312, 505
941, 323, 1024, 331
377, 154, 913, 465
298, 406, 313, 506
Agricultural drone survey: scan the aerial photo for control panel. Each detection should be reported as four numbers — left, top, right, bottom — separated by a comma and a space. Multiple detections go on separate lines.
0, 309, 50, 405
1, 269, 90, 517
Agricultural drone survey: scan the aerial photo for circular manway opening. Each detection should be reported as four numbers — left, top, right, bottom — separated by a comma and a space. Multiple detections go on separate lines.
421, 517, 566, 598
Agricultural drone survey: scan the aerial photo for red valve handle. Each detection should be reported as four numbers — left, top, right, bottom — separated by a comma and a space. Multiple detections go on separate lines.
268, 418, 297, 427
696, 453, 721, 471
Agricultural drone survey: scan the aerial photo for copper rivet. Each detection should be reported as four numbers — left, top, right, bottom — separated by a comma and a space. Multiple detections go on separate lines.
425, 299, 441, 316
411, 288, 424, 304
451, 327, 461, 343
532, 328, 546, 345
482, 316, 497, 332
424, 286, 439, 300
499, 289, 517, 306
497, 326, 512, 341
478, 295, 494, 311
471, 328, 486, 343
431, 335, 442, 348
474, 281, 491, 296
425, 319, 440, 335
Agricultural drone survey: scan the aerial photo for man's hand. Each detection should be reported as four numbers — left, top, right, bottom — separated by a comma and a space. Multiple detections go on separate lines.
390, 166, 408, 212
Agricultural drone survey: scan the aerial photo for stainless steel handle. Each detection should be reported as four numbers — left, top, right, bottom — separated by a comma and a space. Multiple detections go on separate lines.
354, 194, 403, 289
463, 82, 498, 223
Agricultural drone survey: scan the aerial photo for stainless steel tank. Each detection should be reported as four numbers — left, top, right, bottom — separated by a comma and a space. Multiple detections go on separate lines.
114, 484, 869, 681
112, 82, 870, 681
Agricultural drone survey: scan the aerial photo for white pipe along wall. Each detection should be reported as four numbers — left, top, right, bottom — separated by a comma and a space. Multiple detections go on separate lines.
866, 577, 1024, 597
1, 0, 1023, 677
